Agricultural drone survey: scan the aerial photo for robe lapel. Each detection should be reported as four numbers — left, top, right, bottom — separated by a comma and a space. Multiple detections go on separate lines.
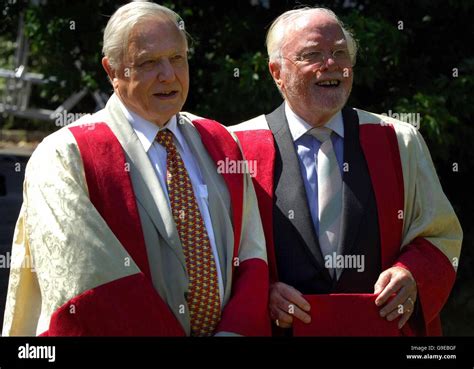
177, 116, 233, 293
266, 104, 332, 283
338, 106, 371, 265
104, 94, 186, 271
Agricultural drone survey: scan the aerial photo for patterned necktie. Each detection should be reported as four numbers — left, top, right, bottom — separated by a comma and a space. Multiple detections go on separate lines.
156, 129, 221, 336
309, 127, 343, 279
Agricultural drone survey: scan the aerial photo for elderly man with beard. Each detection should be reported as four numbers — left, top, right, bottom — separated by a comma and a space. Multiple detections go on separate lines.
231, 7, 462, 336
2, 2, 270, 337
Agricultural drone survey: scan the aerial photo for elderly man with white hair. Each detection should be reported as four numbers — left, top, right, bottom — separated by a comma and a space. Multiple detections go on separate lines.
231, 7, 462, 336
2, 2, 270, 337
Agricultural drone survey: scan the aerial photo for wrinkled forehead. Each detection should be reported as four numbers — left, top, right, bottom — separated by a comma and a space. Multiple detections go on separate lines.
128, 17, 187, 54
282, 13, 346, 52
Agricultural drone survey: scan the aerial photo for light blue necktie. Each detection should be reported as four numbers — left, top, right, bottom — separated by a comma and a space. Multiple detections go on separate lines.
309, 127, 343, 279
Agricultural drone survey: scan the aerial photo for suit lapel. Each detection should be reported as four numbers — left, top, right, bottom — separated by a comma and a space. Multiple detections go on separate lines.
338, 106, 371, 261
104, 94, 186, 270
266, 104, 332, 283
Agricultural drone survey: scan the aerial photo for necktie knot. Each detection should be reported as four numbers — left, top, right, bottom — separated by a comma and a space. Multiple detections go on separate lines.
308, 127, 333, 143
155, 129, 175, 152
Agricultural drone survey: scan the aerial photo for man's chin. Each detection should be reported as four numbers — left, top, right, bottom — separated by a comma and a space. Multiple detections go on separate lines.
149, 107, 182, 124
311, 86, 351, 109
312, 99, 347, 114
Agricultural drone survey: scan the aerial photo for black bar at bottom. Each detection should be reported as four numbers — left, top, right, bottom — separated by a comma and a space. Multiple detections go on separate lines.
0, 337, 473, 369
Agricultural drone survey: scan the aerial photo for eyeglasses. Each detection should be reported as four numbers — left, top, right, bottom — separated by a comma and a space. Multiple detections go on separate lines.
289, 49, 352, 67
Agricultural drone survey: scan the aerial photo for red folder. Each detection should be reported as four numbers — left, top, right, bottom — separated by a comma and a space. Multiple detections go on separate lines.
292, 294, 401, 336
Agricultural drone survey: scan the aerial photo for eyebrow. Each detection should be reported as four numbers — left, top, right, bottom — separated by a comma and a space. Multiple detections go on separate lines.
334, 39, 347, 46
300, 38, 348, 50
135, 49, 187, 60
301, 41, 320, 49
135, 51, 152, 59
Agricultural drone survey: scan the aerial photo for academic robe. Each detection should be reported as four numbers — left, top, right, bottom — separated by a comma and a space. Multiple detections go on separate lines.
2, 93, 270, 337
230, 104, 462, 336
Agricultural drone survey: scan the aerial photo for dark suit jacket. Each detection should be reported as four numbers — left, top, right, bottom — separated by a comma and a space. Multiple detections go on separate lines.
266, 103, 381, 293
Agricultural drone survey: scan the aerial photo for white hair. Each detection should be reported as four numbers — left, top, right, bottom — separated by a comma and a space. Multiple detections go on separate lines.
266, 7, 358, 65
102, 1, 188, 70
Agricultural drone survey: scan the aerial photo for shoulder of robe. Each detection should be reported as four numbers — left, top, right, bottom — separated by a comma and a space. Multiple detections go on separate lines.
28, 108, 110, 169
179, 111, 242, 142
228, 115, 269, 132
354, 108, 422, 150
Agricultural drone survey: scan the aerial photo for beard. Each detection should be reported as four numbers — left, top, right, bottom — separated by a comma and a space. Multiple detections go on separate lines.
283, 70, 353, 118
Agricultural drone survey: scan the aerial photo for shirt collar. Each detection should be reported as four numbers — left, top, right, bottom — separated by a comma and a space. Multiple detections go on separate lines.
284, 101, 344, 142
116, 95, 183, 153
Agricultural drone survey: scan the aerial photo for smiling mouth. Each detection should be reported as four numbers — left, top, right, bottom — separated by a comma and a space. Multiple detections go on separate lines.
153, 91, 178, 98
315, 80, 341, 88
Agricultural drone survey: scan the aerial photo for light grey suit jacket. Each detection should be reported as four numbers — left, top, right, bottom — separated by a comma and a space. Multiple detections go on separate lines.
102, 94, 266, 334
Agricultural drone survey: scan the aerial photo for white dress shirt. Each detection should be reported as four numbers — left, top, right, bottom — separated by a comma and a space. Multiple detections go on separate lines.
117, 99, 224, 302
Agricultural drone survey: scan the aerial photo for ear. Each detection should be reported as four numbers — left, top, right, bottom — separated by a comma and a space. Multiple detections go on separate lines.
269, 60, 283, 90
102, 57, 118, 87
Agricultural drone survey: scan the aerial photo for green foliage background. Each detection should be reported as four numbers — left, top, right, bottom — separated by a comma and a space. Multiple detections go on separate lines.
1, 0, 473, 335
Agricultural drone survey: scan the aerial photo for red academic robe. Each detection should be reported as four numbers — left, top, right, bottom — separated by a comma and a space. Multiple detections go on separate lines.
23, 117, 269, 337
232, 105, 462, 336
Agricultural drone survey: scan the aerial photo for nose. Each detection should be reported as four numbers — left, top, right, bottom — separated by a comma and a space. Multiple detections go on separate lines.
319, 54, 338, 72
157, 58, 176, 83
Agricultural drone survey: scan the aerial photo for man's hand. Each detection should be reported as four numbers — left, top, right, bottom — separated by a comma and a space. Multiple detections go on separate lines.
269, 282, 311, 328
374, 266, 418, 329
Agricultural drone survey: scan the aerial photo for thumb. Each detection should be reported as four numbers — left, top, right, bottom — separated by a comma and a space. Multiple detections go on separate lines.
373, 270, 391, 295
